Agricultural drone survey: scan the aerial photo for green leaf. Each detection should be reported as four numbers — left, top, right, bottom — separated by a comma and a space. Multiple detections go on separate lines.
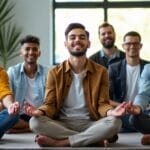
0, 0, 22, 69
0, 0, 15, 27
0, 23, 22, 68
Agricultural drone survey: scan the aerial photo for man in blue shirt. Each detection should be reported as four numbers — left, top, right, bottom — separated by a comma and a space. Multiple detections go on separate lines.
127, 64, 150, 145
0, 35, 48, 134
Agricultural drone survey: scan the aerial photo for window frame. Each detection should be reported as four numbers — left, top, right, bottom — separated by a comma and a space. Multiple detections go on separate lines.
52, 0, 150, 64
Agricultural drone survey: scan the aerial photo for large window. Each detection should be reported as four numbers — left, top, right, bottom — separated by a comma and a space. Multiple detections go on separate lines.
53, 0, 150, 64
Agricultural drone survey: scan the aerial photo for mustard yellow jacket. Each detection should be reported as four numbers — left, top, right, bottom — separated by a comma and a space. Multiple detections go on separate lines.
0, 67, 13, 100
38, 59, 113, 120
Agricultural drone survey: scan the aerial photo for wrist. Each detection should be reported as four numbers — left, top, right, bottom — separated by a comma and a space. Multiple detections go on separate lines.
37, 109, 45, 116
107, 109, 113, 116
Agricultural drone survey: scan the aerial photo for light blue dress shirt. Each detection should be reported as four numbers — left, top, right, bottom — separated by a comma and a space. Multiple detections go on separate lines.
7, 63, 48, 110
134, 64, 150, 111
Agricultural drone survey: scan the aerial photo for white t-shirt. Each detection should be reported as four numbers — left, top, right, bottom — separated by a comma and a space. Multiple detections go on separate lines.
59, 71, 90, 120
125, 64, 140, 102
23, 77, 42, 110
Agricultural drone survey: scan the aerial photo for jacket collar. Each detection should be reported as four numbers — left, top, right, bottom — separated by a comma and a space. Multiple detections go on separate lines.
63, 59, 94, 74
20, 62, 41, 75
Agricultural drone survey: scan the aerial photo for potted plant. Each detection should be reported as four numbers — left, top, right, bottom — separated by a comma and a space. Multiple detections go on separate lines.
0, 0, 22, 69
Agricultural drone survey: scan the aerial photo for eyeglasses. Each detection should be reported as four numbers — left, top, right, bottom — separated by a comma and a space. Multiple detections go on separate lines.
123, 42, 141, 47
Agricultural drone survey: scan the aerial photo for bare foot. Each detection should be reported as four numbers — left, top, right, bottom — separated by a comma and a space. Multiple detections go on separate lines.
141, 134, 150, 145
98, 139, 109, 147
35, 135, 70, 147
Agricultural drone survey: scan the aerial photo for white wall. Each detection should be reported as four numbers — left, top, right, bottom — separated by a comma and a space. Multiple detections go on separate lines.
8, 0, 53, 67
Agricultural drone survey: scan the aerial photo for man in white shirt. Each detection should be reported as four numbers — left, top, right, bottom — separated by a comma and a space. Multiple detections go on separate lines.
109, 31, 149, 132
25, 23, 127, 147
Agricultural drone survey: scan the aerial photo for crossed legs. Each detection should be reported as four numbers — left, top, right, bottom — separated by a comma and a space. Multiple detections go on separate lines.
29, 116, 122, 147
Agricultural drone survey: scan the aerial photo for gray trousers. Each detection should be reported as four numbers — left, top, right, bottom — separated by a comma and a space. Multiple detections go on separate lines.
29, 116, 122, 147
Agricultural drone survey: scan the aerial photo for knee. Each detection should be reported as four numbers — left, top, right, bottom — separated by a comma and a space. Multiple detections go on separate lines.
29, 116, 42, 132
0, 109, 19, 126
109, 116, 122, 131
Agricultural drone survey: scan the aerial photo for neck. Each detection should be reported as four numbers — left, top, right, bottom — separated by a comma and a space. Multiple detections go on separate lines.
24, 63, 37, 78
126, 57, 140, 66
103, 46, 117, 58
68, 56, 87, 74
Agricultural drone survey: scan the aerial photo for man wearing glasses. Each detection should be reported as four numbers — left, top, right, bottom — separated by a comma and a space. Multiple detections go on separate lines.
108, 31, 149, 132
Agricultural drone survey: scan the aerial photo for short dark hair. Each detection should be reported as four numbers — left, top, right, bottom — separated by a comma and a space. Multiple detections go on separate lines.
123, 31, 141, 42
20, 35, 40, 45
98, 22, 115, 35
65, 23, 89, 39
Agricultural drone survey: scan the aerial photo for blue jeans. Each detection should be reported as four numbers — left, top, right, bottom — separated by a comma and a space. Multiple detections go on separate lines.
0, 109, 19, 138
129, 110, 150, 134
120, 114, 137, 133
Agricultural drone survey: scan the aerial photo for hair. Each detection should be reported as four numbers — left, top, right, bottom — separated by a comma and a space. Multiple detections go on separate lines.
123, 31, 141, 42
65, 23, 89, 39
20, 35, 40, 46
98, 22, 115, 35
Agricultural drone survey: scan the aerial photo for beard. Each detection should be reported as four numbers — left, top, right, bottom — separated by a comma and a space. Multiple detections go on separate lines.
68, 49, 87, 57
102, 39, 115, 49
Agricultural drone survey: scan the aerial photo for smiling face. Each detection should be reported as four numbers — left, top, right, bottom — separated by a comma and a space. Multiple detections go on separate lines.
99, 26, 116, 49
122, 35, 142, 58
20, 42, 41, 65
64, 28, 90, 57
